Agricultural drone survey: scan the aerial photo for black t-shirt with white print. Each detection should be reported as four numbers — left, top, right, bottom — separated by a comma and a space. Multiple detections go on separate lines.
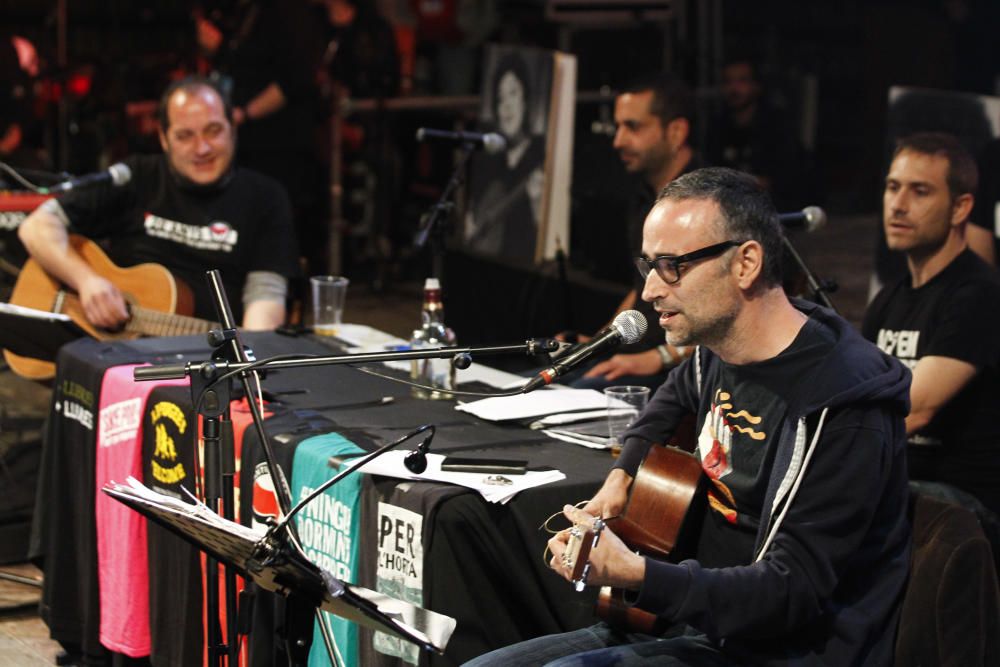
862, 248, 1000, 514
694, 317, 837, 568
56, 154, 299, 323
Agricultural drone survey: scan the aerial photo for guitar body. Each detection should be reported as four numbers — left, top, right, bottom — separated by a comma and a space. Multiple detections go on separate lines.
4, 235, 195, 380
595, 417, 705, 635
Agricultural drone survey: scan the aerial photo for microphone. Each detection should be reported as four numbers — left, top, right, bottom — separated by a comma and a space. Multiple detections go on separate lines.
415, 128, 507, 154
403, 432, 434, 474
44, 163, 132, 194
778, 206, 826, 232
522, 310, 648, 394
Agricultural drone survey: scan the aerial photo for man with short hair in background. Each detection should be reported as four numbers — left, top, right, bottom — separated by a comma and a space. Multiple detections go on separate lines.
570, 73, 700, 390
18, 75, 299, 330
863, 131, 1000, 518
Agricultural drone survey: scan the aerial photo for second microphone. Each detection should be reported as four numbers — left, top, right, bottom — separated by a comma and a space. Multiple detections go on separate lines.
415, 128, 507, 154
522, 310, 648, 394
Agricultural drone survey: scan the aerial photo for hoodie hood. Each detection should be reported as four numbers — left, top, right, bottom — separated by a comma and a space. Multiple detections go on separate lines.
788, 298, 911, 419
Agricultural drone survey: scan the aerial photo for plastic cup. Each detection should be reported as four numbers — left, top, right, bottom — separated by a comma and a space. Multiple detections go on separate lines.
604, 385, 651, 451
310, 275, 349, 336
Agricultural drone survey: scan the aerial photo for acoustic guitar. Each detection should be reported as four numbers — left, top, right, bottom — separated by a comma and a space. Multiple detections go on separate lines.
4, 234, 216, 380
564, 416, 704, 635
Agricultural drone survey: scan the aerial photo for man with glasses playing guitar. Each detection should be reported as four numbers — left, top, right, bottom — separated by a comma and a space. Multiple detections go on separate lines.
466, 168, 912, 666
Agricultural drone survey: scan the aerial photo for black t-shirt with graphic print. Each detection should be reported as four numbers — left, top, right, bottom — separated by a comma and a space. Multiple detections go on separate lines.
694, 317, 837, 568
862, 248, 1000, 514
56, 154, 299, 323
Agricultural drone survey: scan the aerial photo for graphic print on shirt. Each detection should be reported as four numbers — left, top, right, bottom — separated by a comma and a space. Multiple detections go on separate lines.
698, 388, 767, 523
99, 398, 143, 448
143, 212, 239, 252
149, 400, 188, 487
251, 460, 282, 534
56, 379, 95, 430
874, 328, 920, 370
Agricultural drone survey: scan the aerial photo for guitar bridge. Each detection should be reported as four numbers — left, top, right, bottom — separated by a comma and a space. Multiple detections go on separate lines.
562, 517, 605, 592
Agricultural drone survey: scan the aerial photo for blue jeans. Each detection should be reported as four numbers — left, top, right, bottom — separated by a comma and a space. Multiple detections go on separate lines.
462, 623, 738, 667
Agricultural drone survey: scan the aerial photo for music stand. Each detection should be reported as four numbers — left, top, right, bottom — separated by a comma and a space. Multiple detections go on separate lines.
102, 479, 456, 657
0, 302, 89, 360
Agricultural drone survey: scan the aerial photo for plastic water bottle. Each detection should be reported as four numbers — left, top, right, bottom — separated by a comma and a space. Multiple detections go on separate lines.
410, 278, 457, 399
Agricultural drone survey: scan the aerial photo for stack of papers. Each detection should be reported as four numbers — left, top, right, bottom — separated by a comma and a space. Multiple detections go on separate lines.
457, 389, 625, 449
350, 451, 565, 504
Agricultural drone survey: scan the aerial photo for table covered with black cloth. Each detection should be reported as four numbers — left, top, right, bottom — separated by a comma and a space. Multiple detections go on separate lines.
32, 330, 614, 665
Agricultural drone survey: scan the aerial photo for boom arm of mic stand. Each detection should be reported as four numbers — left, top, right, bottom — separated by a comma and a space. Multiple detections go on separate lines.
268, 425, 435, 542
133, 338, 561, 382
781, 235, 837, 311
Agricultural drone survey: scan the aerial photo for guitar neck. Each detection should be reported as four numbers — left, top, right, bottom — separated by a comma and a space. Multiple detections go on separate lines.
126, 305, 219, 338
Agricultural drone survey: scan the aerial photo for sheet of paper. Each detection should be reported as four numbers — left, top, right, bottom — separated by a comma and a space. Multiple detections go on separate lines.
350, 451, 565, 504
529, 407, 634, 429
0, 301, 73, 321
541, 429, 611, 450
455, 388, 607, 422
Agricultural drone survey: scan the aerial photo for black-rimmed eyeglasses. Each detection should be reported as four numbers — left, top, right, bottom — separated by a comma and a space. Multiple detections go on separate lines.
635, 240, 745, 284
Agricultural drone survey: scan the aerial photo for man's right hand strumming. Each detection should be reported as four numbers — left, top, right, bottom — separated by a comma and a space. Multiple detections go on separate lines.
78, 274, 129, 330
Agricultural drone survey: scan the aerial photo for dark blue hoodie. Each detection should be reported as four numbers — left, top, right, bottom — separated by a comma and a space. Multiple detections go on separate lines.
615, 299, 912, 665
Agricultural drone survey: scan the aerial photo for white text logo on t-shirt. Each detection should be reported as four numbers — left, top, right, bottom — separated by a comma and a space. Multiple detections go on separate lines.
99, 397, 143, 447
143, 213, 238, 252
875, 328, 920, 364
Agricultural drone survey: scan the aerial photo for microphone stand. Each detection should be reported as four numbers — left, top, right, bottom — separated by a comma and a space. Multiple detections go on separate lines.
134, 339, 560, 383
198, 271, 241, 667
134, 305, 557, 665
781, 235, 838, 311
149, 270, 343, 667
266, 425, 435, 548
413, 140, 477, 280
554, 246, 576, 334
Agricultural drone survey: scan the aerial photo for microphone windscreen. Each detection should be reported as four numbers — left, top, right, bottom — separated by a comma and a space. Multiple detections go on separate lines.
612, 310, 647, 344
404, 449, 427, 474
482, 133, 508, 154
802, 205, 827, 231
109, 163, 132, 187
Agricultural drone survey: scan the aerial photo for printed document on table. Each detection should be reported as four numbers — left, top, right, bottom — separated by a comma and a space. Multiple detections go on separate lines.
456, 388, 607, 422
349, 451, 565, 504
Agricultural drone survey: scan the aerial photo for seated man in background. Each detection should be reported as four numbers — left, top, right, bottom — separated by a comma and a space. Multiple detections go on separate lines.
704, 56, 805, 210
864, 131, 1000, 519
469, 168, 911, 666
569, 73, 700, 390
18, 75, 299, 330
